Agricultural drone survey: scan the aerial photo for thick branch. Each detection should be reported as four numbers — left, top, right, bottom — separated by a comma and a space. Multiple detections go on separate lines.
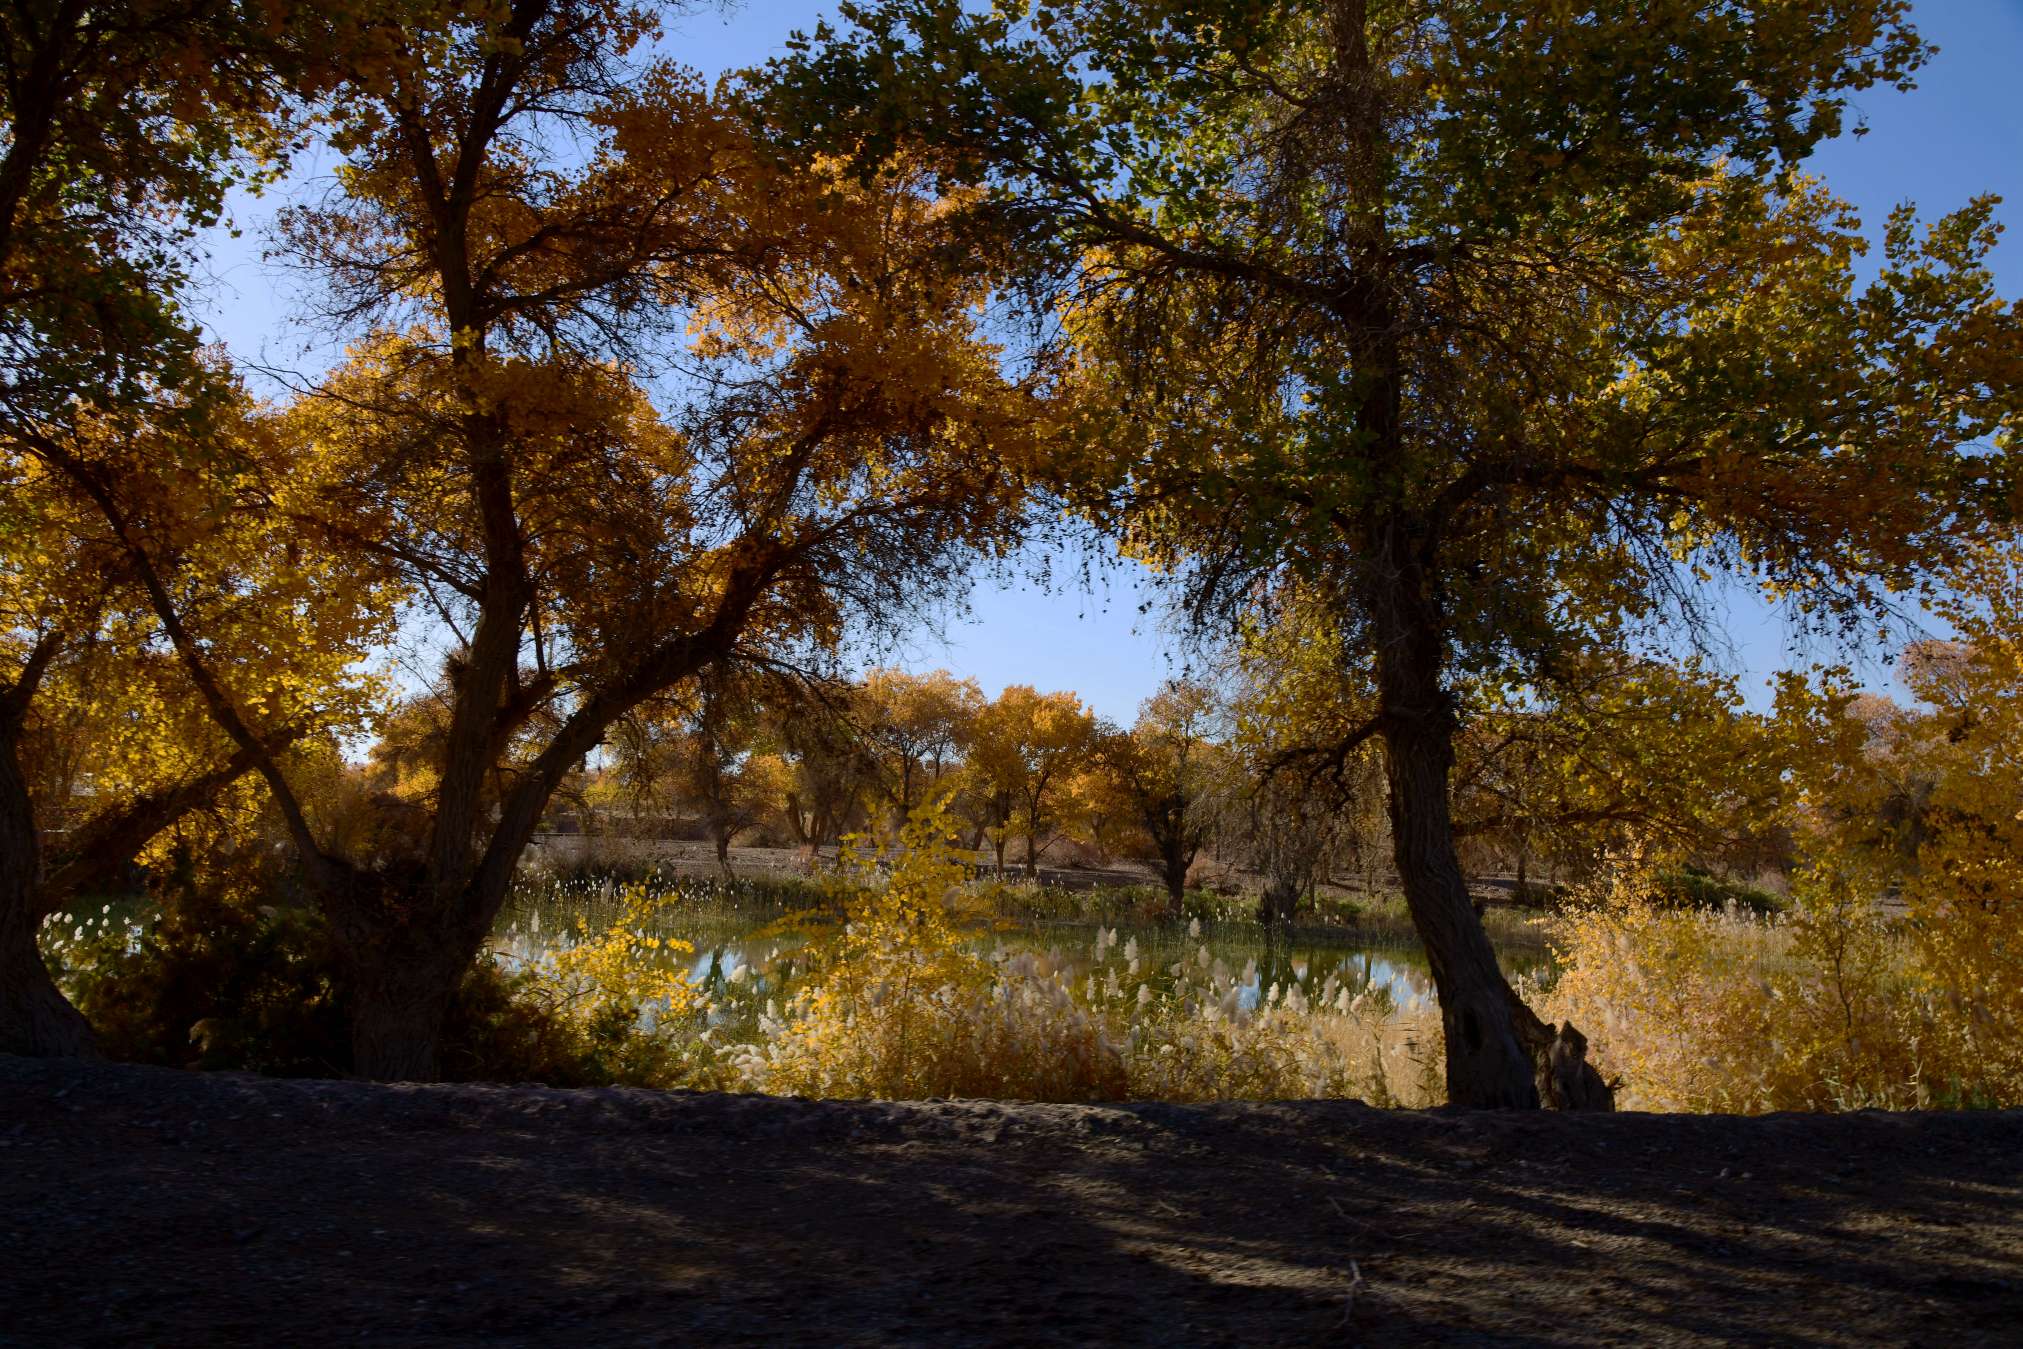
26, 433, 346, 898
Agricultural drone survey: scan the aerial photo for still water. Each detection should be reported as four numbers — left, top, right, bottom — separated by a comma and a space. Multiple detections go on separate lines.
492, 877, 1550, 1019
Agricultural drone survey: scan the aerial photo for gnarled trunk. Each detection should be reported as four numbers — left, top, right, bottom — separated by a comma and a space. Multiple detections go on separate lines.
331, 864, 498, 1084
0, 897, 95, 1059
1379, 704, 1540, 1108
1371, 573, 1609, 1111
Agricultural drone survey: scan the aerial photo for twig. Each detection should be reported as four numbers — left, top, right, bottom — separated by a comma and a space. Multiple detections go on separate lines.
1338, 1259, 1365, 1329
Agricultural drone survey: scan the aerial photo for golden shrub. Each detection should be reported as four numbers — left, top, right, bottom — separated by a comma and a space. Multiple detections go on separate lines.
736, 803, 1413, 1102
1542, 861, 2015, 1112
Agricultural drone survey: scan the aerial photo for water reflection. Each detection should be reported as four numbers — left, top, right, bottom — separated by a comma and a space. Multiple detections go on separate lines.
493, 897, 1547, 1020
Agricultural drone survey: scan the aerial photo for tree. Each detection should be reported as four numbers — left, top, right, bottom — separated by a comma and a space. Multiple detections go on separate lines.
0, 1, 353, 1054
857, 668, 984, 826
1, 404, 385, 1055
1221, 589, 1391, 907
771, 690, 877, 864
1089, 679, 1222, 913
1230, 583, 1794, 899
1791, 545, 2023, 1093
0, 0, 329, 441
947, 746, 1018, 872
611, 675, 791, 871
780, 0, 2020, 1106
1451, 656, 1792, 895
966, 684, 1097, 876
77, 0, 1044, 1079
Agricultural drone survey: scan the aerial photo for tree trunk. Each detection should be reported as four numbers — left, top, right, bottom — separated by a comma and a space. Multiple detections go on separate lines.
1255, 883, 1292, 925
0, 896, 95, 1058
0, 742, 95, 1058
1380, 706, 1538, 1107
347, 935, 469, 1082
1376, 640, 1612, 1111
1161, 842, 1188, 918
1023, 828, 1038, 878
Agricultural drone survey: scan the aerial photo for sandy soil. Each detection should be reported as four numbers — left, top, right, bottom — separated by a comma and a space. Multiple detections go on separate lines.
3, 1056, 2019, 1347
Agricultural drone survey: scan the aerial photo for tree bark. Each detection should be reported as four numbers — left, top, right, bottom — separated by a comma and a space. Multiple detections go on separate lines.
1373, 607, 1612, 1111
1161, 842, 1188, 917
0, 890, 96, 1058
1379, 702, 1539, 1108
345, 924, 470, 1083
0, 742, 94, 1058
1367, 552, 1537, 1109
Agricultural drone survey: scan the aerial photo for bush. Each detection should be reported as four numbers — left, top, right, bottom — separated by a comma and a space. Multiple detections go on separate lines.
52, 855, 728, 1088
738, 808, 1430, 1103
56, 846, 354, 1076
735, 807, 1129, 1100
1541, 863, 2018, 1112
1305, 891, 1367, 927
1651, 865, 1786, 917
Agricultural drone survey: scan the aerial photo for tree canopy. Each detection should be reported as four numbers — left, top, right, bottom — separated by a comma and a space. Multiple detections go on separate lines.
769, 0, 2023, 1105
2, 0, 2017, 1108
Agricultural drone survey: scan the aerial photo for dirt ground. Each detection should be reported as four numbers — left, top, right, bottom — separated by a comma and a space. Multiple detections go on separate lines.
3, 1057, 2019, 1347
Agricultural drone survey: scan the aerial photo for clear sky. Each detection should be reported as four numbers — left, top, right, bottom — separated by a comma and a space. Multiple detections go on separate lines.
190, 0, 2023, 723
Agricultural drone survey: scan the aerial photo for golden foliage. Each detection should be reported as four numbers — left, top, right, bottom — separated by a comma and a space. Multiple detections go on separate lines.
737, 803, 1426, 1103
1542, 860, 2014, 1113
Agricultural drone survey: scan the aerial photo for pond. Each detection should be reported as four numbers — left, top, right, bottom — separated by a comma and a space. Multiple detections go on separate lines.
491, 875, 1553, 1024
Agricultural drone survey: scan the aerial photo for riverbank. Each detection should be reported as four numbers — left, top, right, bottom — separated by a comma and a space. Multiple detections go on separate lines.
3, 1056, 2018, 1345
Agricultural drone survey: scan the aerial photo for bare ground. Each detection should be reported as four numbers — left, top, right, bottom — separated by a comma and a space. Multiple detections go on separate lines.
2, 1057, 2019, 1347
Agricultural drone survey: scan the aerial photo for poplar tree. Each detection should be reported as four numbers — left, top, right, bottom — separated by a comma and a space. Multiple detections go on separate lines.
774, 0, 2021, 1106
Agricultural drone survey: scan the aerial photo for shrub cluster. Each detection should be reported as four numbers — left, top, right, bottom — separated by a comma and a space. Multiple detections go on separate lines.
736, 807, 1440, 1103
1542, 864, 2016, 1112
82, 811, 2004, 1113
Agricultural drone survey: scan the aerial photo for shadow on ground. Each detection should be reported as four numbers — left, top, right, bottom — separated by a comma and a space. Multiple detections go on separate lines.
2, 1057, 2018, 1346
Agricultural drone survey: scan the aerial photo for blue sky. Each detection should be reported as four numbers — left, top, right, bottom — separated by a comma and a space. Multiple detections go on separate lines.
191, 0, 2023, 723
